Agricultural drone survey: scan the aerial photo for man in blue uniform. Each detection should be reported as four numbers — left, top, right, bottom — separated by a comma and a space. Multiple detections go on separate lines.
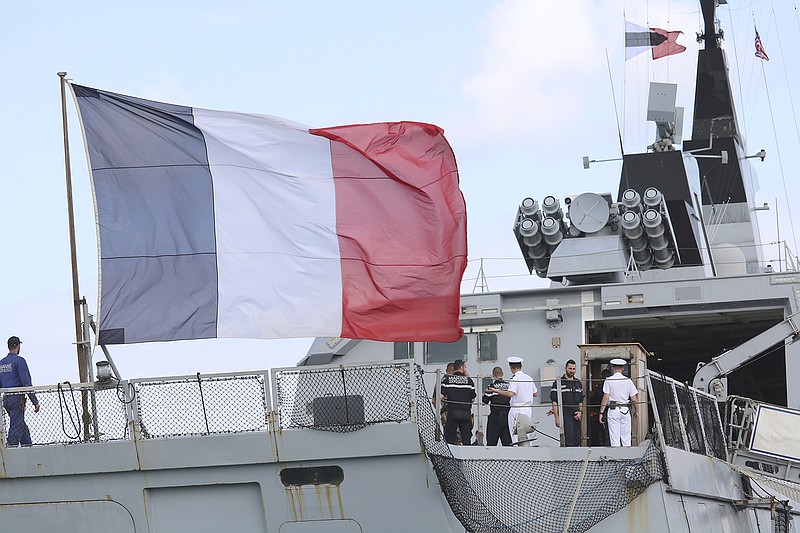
482, 366, 512, 446
549, 359, 584, 447
440, 359, 476, 445
0, 336, 40, 446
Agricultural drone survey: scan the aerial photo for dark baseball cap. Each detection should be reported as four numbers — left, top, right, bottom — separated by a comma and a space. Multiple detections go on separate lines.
7, 336, 21, 347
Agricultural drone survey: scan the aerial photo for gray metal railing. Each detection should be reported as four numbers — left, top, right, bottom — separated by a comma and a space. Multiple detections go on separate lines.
647, 371, 727, 460
272, 361, 415, 432
1, 362, 419, 447
0, 370, 271, 446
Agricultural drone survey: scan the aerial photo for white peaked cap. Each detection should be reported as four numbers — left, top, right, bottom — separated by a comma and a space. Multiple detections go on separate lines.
610, 358, 628, 366
507, 356, 524, 364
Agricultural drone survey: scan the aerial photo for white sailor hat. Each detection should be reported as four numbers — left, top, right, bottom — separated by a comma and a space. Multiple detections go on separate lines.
609, 358, 627, 366
507, 356, 524, 364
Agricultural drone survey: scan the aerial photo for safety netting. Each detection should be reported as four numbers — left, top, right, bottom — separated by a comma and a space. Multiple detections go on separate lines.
414, 367, 666, 533
648, 371, 726, 460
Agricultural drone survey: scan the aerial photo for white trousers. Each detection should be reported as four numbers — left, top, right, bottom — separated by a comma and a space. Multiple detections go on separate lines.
607, 407, 631, 447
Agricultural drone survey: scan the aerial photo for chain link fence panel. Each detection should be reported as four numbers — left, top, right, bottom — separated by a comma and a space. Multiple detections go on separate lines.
2, 372, 270, 446
1, 383, 129, 445
647, 372, 726, 460
697, 393, 727, 460
648, 373, 685, 450
274, 363, 412, 431
674, 383, 706, 455
134, 373, 268, 438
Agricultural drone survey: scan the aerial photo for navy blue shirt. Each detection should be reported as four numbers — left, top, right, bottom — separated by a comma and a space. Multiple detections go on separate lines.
482, 378, 511, 416
0, 353, 38, 405
549, 375, 584, 408
441, 371, 476, 411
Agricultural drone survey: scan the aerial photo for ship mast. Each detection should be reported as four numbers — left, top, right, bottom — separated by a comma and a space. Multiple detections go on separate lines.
688, 0, 764, 272
699, 0, 722, 51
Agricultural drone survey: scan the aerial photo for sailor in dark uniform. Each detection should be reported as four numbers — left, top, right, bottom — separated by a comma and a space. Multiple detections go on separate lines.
590, 367, 612, 446
549, 359, 584, 447
440, 358, 476, 445
432, 362, 455, 429
482, 366, 512, 446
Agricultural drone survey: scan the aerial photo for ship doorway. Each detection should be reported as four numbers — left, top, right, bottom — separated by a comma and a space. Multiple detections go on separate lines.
586, 309, 788, 406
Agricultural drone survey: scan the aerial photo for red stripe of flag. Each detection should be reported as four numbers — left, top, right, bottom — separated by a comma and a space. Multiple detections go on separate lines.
650, 28, 686, 59
312, 122, 468, 342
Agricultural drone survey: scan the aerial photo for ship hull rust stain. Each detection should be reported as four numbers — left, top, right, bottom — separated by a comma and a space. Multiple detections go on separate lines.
286, 483, 344, 521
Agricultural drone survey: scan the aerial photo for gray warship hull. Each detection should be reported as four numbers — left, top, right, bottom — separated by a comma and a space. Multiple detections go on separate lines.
0, 351, 798, 532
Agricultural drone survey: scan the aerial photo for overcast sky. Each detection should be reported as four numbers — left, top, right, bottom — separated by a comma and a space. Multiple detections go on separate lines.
1, 0, 797, 385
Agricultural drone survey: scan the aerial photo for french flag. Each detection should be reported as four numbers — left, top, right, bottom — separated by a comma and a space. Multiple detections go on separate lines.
72, 84, 467, 345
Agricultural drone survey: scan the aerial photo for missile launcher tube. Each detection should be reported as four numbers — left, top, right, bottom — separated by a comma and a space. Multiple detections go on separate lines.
540, 217, 564, 246
643, 187, 663, 208
621, 189, 642, 210
520, 197, 541, 219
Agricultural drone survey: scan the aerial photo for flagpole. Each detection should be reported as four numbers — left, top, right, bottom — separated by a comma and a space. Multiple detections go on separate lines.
58, 71, 90, 387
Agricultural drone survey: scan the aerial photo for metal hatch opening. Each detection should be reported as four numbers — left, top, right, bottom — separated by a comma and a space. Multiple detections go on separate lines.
586, 309, 788, 406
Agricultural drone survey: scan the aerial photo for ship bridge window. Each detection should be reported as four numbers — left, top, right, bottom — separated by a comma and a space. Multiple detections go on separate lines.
425, 336, 467, 364
478, 333, 497, 362
280, 466, 344, 486
393, 342, 414, 360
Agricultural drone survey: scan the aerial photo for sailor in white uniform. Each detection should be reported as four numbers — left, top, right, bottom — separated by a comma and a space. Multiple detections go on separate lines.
599, 358, 639, 447
489, 356, 538, 443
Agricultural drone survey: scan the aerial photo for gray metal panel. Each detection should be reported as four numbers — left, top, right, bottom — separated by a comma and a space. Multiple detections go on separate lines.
647, 82, 678, 122
135, 432, 277, 470
145, 483, 267, 533
547, 235, 628, 277
0, 427, 461, 532
459, 293, 504, 326
2, 440, 140, 478
305, 338, 363, 359
301, 353, 336, 366
662, 446, 747, 500
586, 483, 676, 532
0, 500, 135, 532
275, 423, 421, 463
279, 520, 362, 532
600, 274, 790, 314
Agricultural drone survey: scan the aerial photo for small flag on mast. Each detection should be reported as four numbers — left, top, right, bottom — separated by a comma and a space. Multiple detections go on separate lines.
754, 26, 769, 61
625, 21, 686, 60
